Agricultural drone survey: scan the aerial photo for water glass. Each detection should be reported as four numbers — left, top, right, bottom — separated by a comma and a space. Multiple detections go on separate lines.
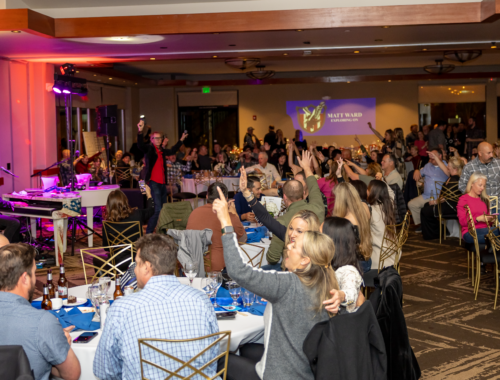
99, 276, 111, 296
208, 271, 222, 308
228, 282, 241, 306
201, 278, 215, 299
185, 262, 198, 287
242, 290, 255, 307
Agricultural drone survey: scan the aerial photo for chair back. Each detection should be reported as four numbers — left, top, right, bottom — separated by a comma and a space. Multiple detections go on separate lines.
239, 243, 265, 268
80, 244, 134, 284
103, 221, 142, 248
157, 202, 193, 234
378, 224, 400, 272
138, 331, 231, 380
397, 211, 411, 247
490, 196, 499, 215
0, 345, 34, 380
465, 205, 480, 251
114, 167, 133, 185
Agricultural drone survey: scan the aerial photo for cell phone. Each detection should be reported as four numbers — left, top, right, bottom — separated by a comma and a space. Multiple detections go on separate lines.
216, 311, 237, 320
139, 180, 146, 194
140, 115, 146, 123
73, 332, 99, 343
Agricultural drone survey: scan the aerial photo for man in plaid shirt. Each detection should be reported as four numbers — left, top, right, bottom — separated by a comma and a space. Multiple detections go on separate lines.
459, 142, 500, 198
165, 154, 193, 195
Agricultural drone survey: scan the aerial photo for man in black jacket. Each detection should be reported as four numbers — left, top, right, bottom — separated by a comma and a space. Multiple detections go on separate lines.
137, 120, 188, 233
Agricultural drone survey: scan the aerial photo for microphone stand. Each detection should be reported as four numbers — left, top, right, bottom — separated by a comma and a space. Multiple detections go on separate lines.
31, 160, 66, 189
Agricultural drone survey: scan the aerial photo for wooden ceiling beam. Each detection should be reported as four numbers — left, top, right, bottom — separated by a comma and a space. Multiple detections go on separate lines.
0, 9, 55, 37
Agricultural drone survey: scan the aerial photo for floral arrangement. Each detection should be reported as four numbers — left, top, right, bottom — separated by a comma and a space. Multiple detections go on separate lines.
260, 199, 280, 217
229, 146, 242, 162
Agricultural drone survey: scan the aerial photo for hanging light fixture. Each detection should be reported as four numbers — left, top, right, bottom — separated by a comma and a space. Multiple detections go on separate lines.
423, 59, 455, 75
224, 58, 260, 71
443, 50, 482, 63
246, 65, 275, 80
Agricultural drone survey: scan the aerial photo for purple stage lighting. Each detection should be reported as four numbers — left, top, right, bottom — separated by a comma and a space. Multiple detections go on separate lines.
52, 86, 62, 93
62, 89, 71, 94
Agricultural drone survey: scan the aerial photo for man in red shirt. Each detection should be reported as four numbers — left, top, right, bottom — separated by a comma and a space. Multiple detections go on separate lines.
74, 147, 106, 174
137, 120, 188, 233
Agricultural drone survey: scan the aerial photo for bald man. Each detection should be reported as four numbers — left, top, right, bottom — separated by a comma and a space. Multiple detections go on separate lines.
459, 142, 500, 198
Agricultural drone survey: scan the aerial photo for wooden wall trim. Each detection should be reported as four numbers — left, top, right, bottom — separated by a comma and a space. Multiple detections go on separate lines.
54, 3, 484, 38
0, 9, 55, 37
156, 71, 500, 87
1, 0, 499, 39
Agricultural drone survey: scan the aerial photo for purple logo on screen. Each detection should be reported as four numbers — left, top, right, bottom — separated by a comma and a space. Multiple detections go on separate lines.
286, 98, 376, 136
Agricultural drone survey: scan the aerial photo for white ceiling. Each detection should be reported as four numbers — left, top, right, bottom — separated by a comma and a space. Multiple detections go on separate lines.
4, 0, 481, 18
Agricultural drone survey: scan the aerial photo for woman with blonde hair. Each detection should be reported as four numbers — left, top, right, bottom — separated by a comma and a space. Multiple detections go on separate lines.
457, 173, 497, 244
421, 155, 464, 240
275, 129, 287, 152
333, 182, 372, 273
213, 185, 338, 380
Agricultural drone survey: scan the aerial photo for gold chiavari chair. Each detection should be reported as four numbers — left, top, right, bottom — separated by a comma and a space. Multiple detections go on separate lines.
484, 226, 500, 309
114, 168, 134, 188
239, 243, 265, 268
465, 206, 480, 289
489, 196, 499, 227
203, 247, 212, 274
80, 243, 133, 284
435, 181, 462, 244
169, 174, 198, 205
138, 331, 231, 380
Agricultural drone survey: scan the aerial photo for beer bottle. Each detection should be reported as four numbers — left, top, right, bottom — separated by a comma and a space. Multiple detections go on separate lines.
113, 276, 124, 300
47, 269, 56, 299
57, 263, 68, 298
41, 284, 52, 310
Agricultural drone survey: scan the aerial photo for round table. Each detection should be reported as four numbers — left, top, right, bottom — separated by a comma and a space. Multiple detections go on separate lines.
64, 279, 265, 380
181, 177, 240, 208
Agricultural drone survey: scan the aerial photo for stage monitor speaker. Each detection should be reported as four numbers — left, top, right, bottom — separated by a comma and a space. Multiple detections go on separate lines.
96, 105, 118, 137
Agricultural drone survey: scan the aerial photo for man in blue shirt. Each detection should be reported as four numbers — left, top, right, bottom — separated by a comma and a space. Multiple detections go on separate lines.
409, 148, 449, 232
234, 175, 262, 222
0, 243, 81, 380
94, 234, 219, 380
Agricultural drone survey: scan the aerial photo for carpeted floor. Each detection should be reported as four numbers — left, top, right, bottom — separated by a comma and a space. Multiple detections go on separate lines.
31, 225, 500, 379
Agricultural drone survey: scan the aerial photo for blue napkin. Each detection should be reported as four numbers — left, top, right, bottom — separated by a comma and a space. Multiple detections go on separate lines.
212, 294, 267, 316
48, 307, 100, 331
242, 221, 251, 227
245, 227, 267, 243
245, 304, 266, 316
31, 299, 93, 309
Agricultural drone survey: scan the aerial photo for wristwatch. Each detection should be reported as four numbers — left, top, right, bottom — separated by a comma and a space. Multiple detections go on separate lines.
221, 226, 235, 235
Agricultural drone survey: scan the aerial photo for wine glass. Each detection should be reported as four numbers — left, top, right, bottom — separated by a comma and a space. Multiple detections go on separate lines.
185, 262, 198, 287
201, 278, 215, 299
208, 271, 222, 308
99, 276, 111, 296
228, 282, 241, 306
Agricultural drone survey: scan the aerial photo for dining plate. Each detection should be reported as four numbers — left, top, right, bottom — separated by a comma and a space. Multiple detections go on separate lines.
63, 298, 87, 307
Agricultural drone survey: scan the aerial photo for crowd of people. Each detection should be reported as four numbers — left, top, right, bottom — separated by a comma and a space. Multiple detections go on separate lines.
1, 116, 498, 380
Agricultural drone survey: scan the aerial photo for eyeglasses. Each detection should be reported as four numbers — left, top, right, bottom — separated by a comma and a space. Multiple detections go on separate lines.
152, 137, 163, 140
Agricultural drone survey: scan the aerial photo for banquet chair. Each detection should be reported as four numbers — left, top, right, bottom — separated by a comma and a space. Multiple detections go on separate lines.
169, 178, 198, 205
114, 168, 135, 189
490, 196, 499, 227
239, 243, 265, 268
204, 247, 212, 274
465, 206, 485, 289
80, 243, 134, 284
484, 227, 500, 309
103, 221, 142, 248
435, 181, 462, 244
157, 201, 193, 234
138, 331, 231, 380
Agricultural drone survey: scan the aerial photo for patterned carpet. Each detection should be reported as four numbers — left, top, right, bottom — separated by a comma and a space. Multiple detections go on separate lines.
31, 225, 500, 379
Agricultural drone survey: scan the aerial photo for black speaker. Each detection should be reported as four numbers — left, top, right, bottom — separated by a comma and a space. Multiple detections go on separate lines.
96, 105, 118, 137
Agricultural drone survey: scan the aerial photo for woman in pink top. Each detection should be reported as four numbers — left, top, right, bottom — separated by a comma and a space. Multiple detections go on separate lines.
413, 130, 428, 162
317, 160, 348, 215
457, 173, 497, 244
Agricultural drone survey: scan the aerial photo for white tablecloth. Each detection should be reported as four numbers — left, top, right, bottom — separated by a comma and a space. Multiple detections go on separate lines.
60, 279, 264, 380
182, 177, 240, 208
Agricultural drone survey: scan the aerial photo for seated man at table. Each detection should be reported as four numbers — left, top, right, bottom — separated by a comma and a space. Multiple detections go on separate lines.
0, 243, 81, 380
187, 182, 247, 271
245, 152, 281, 189
94, 234, 219, 380
234, 175, 262, 222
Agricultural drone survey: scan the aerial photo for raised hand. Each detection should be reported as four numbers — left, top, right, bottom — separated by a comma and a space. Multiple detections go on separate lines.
181, 130, 188, 141
137, 120, 144, 132
212, 186, 232, 228
297, 150, 313, 170
239, 168, 248, 193
323, 289, 345, 315
354, 134, 361, 144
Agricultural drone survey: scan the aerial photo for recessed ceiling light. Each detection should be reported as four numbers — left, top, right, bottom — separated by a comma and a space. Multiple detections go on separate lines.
123, 81, 125, 83
388, 80, 391, 82
422, 48, 427, 51
94, 74, 97, 76
213, 32, 220, 35
472, 91, 475, 93
109, 78, 112, 80
492, 45, 497, 49
297, 29, 303, 32
382, 26, 390, 29
150, 58, 155, 60
463, 86, 465, 88
90, 64, 94, 66
11, 30, 21, 33
110, 36, 130, 41
448, 88, 451, 90
76, 71, 79, 73
420, 86, 423, 88
213, 55, 218, 58
347, 81, 350, 83
354, 51, 360, 53
135, 83, 138, 85
283, 53, 288, 56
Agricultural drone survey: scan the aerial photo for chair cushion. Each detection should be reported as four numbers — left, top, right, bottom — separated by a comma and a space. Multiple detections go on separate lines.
363, 269, 378, 288
197, 191, 208, 198
172, 192, 197, 200
464, 242, 486, 252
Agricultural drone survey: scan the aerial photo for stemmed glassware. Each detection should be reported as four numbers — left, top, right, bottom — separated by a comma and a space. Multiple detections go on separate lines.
208, 271, 222, 308
228, 282, 241, 306
185, 262, 198, 287
99, 276, 111, 295
201, 278, 215, 299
